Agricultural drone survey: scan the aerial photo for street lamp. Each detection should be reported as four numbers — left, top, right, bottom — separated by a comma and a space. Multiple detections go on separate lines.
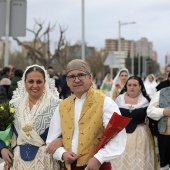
118, 20, 136, 74
4, 0, 11, 66
81, 0, 85, 61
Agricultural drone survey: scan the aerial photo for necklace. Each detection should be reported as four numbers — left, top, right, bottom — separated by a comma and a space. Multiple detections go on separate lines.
127, 93, 138, 102
29, 98, 37, 105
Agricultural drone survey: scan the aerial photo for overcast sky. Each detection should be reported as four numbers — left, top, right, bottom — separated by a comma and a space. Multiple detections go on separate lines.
16, 0, 170, 67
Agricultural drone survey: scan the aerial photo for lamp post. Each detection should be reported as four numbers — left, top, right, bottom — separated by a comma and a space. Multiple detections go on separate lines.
118, 20, 136, 74
4, 0, 11, 66
81, 0, 85, 61
138, 54, 140, 76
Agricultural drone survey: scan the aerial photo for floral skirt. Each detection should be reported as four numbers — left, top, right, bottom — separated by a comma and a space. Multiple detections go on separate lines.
11, 145, 59, 170
111, 125, 158, 170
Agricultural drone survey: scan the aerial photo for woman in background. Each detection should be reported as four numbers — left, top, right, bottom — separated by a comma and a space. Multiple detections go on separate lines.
0, 67, 12, 103
8, 69, 23, 99
111, 68, 129, 100
111, 76, 158, 170
100, 73, 113, 97
144, 74, 157, 99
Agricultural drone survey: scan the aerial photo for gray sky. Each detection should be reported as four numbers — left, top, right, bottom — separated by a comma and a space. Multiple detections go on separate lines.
17, 0, 170, 67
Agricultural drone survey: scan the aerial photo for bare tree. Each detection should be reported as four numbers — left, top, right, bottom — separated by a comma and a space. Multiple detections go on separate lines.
13, 19, 69, 68
86, 49, 108, 77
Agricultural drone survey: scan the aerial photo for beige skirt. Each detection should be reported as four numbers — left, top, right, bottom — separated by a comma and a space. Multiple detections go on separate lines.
10, 145, 59, 170
111, 124, 157, 170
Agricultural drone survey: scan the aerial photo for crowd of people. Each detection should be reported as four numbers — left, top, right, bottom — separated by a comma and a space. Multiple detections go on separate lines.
0, 61, 169, 170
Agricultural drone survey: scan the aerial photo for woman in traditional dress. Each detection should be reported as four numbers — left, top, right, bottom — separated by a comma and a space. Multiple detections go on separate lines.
100, 73, 113, 97
111, 76, 158, 170
0, 65, 61, 170
111, 68, 129, 100
144, 74, 157, 99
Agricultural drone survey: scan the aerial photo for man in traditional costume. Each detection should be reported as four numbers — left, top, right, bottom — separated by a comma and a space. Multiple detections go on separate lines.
147, 86, 170, 170
46, 59, 127, 170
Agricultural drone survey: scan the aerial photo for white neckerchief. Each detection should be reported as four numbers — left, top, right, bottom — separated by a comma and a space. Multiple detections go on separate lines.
115, 92, 149, 109
22, 94, 44, 126
16, 93, 46, 146
18, 92, 45, 127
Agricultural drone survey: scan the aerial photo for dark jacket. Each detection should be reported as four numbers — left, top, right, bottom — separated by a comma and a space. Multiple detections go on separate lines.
0, 85, 10, 103
8, 76, 22, 99
156, 79, 170, 91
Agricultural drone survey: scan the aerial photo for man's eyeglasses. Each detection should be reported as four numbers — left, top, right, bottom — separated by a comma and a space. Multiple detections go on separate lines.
67, 73, 89, 81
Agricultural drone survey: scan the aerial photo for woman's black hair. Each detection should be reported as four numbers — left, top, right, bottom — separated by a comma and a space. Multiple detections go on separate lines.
24, 66, 45, 81
120, 75, 150, 102
1, 67, 10, 76
119, 70, 128, 76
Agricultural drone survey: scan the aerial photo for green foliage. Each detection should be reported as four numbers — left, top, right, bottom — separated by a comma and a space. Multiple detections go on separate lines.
0, 101, 15, 131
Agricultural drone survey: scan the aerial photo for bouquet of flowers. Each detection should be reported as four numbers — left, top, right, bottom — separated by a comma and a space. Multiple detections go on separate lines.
115, 83, 121, 91
95, 112, 131, 153
84, 112, 131, 169
0, 101, 15, 149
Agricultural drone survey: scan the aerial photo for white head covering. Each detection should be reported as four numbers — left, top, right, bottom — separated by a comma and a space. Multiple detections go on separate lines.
144, 74, 157, 85
10, 64, 60, 127
10, 64, 59, 102
10, 65, 60, 147
113, 68, 129, 85
111, 68, 129, 95
144, 74, 157, 99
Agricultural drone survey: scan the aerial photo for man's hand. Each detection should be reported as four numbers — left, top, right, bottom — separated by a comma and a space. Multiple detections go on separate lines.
85, 157, 101, 170
46, 138, 62, 154
62, 151, 78, 164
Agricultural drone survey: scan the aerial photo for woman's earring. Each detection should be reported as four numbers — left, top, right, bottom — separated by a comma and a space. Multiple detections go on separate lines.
138, 90, 141, 95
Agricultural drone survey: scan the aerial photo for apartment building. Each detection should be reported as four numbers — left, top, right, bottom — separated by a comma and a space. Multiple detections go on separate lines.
105, 37, 157, 66
106, 37, 154, 58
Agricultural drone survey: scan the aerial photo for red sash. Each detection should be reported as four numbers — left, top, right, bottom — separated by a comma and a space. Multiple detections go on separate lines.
64, 162, 111, 170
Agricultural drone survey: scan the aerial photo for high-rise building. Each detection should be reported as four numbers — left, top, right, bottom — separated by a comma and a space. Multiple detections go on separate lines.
165, 53, 170, 65
105, 38, 135, 68
135, 37, 153, 58
105, 39, 118, 51
105, 37, 155, 59
105, 37, 158, 75
152, 51, 157, 62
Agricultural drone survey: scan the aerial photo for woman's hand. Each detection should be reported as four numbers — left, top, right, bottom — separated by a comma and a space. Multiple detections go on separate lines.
46, 138, 62, 154
1, 148, 13, 167
163, 107, 170, 116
